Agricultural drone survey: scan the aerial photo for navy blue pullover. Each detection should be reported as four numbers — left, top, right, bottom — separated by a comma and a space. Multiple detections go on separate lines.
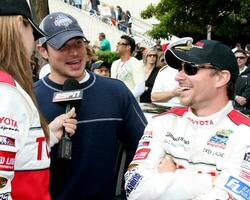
33, 72, 147, 200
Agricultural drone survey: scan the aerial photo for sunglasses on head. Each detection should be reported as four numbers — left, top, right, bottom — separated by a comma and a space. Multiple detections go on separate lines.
179, 62, 219, 76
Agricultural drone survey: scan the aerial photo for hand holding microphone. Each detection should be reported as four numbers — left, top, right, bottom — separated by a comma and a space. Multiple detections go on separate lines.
49, 107, 77, 141
52, 79, 83, 160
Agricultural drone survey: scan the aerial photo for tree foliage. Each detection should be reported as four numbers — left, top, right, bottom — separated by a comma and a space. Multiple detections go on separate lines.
141, 0, 249, 44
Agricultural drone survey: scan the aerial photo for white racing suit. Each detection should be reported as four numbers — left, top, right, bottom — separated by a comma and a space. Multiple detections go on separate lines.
0, 71, 50, 200
125, 102, 250, 200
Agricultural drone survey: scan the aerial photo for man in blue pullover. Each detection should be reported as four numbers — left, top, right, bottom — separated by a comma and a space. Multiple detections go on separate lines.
34, 12, 147, 200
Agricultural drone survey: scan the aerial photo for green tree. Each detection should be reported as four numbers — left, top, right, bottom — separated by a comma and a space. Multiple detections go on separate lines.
141, 0, 249, 44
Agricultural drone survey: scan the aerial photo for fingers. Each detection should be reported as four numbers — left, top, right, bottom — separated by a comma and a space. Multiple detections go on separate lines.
66, 107, 76, 118
63, 118, 77, 136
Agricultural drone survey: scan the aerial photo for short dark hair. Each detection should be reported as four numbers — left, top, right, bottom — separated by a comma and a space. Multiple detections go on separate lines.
121, 35, 135, 54
99, 32, 106, 39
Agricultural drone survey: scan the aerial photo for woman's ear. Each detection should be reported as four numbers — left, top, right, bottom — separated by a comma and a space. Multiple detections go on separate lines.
16, 15, 24, 31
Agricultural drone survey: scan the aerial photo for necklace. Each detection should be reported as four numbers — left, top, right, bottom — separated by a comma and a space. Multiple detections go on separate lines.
115, 57, 131, 79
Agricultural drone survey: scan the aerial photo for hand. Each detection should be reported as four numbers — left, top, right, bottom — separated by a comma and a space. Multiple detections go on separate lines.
236, 96, 247, 106
157, 155, 177, 173
173, 87, 181, 97
49, 107, 77, 140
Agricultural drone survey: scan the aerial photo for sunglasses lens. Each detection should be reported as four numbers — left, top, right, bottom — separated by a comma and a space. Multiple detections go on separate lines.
183, 62, 198, 75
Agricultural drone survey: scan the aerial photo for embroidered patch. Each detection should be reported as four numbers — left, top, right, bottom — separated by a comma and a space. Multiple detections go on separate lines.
133, 148, 151, 161
126, 173, 143, 198
241, 146, 250, 170
224, 176, 250, 199
207, 129, 233, 149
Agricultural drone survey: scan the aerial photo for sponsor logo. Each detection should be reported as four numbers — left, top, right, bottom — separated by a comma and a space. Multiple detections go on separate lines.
144, 131, 153, 136
0, 192, 9, 200
188, 117, 214, 126
225, 176, 250, 199
207, 129, 232, 149
0, 136, 15, 147
133, 148, 151, 161
241, 146, 250, 170
126, 173, 143, 198
125, 165, 138, 181
0, 177, 7, 189
127, 163, 139, 171
165, 132, 189, 145
0, 117, 19, 132
0, 151, 15, 171
53, 90, 83, 102
36, 137, 50, 160
138, 141, 150, 147
203, 147, 224, 158
239, 170, 250, 182
141, 135, 152, 140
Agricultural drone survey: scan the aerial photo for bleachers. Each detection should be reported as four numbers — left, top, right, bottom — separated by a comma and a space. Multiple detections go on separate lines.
49, 0, 156, 51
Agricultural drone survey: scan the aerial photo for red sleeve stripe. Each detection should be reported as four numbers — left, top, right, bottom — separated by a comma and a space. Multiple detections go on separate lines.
227, 110, 250, 126
0, 71, 15, 86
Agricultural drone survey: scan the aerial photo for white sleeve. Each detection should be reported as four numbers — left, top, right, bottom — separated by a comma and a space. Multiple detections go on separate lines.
0, 84, 31, 198
151, 70, 165, 93
132, 81, 145, 98
131, 60, 145, 98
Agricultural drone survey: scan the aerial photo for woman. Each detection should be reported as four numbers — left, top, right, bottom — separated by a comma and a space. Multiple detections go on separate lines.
140, 48, 159, 103
0, 0, 77, 199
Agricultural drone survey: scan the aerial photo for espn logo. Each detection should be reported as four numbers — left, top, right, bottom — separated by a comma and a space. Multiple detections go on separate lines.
53, 90, 83, 102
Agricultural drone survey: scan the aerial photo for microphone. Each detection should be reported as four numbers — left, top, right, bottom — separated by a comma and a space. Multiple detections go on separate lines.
53, 79, 83, 160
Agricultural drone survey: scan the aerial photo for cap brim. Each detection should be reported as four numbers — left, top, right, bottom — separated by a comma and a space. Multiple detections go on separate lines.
46, 30, 89, 49
27, 18, 46, 41
165, 48, 207, 69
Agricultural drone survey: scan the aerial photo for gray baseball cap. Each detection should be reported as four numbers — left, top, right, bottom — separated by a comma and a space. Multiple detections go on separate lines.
39, 12, 89, 49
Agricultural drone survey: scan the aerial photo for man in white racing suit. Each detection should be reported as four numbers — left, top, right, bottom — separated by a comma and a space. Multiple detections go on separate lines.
125, 39, 250, 200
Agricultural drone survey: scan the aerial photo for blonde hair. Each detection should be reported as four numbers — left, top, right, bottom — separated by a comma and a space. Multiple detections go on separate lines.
0, 16, 49, 140
143, 47, 158, 65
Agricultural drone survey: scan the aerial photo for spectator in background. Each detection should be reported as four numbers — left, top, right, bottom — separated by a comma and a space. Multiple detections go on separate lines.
116, 6, 122, 22
140, 48, 159, 103
234, 49, 250, 115
91, 60, 110, 77
35, 12, 147, 200
151, 64, 181, 106
156, 51, 167, 69
85, 44, 97, 70
125, 39, 250, 200
154, 39, 162, 52
110, 6, 117, 26
117, 11, 127, 32
94, 32, 111, 51
74, 0, 82, 9
125, 10, 132, 35
111, 35, 145, 99
90, 0, 100, 15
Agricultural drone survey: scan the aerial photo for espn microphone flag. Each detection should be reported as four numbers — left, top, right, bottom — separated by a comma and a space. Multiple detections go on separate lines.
54, 79, 83, 160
